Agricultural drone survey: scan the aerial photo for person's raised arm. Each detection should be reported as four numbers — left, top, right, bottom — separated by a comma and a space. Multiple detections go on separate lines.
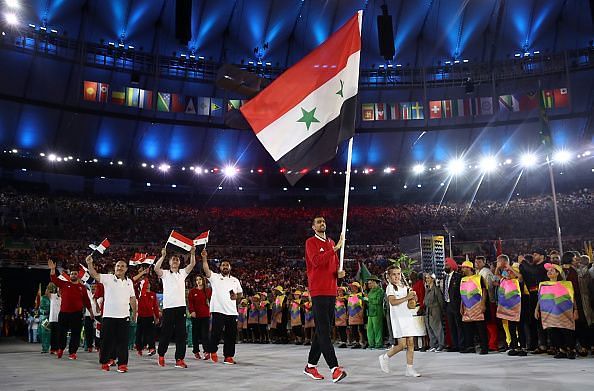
48, 259, 64, 287
184, 246, 196, 274
85, 255, 101, 282
154, 247, 166, 278
132, 267, 149, 283
201, 248, 211, 278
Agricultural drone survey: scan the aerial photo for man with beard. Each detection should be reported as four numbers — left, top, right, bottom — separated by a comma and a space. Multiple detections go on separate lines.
519, 249, 548, 353
202, 249, 243, 364
443, 257, 464, 352
48, 259, 93, 359
154, 246, 196, 368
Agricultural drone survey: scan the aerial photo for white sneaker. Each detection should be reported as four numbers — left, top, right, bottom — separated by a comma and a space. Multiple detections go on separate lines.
405, 366, 421, 377
379, 354, 390, 373
428, 347, 436, 352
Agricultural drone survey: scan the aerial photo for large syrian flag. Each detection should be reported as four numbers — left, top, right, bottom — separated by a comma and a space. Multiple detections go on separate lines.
240, 11, 362, 185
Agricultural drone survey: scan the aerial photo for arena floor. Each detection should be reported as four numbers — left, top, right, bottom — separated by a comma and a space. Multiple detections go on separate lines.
1, 338, 593, 391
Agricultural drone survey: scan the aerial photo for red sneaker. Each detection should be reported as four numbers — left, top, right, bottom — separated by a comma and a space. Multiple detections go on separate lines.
223, 357, 236, 365
101, 364, 110, 371
148, 348, 156, 356
117, 365, 128, 373
210, 352, 219, 363
56, 349, 63, 359
202, 353, 210, 361
68, 353, 77, 360
136, 350, 143, 357
175, 359, 188, 368
158, 356, 165, 367
108, 359, 116, 367
194, 352, 201, 360
303, 366, 324, 380
331, 367, 347, 383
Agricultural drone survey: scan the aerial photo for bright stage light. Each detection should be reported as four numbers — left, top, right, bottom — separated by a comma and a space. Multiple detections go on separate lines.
48, 154, 56, 161
5, 0, 20, 9
479, 156, 498, 173
223, 165, 237, 177
519, 153, 537, 168
5, 12, 18, 25
447, 158, 465, 176
553, 150, 572, 164
412, 164, 425, 175
158, 163, 170, 172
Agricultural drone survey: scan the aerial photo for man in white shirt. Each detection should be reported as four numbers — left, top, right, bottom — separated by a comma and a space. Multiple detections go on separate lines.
86, 256, 137, 373
202, 249, 243, 364
48, 285, 61, 354
154, 246, 196, 368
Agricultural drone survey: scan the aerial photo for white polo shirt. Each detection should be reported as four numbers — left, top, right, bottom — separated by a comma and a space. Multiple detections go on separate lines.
100, 274, 136, 319
49, 293, 61, 322
160, 269, 189, 309
208, 272, 243, 316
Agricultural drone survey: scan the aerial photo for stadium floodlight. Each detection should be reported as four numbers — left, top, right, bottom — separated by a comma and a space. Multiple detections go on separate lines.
553, 149, 572, 164
447, 158, 466, 176
412, 164, 425, 175
519, 153, 537, 168
223, 165, 237, 177
479, 156, 498, 173
5, 12, 18, 25
158, 163, 170, 172
48, 154, 56, 161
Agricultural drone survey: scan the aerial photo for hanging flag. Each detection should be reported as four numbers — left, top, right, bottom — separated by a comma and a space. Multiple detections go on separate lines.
240, 12, 362, 185
167, 230, 194, 251
498, 95, 519, 112
83, 81, 98, 101
374, 103, 386, 120
157, 92, 171, 112
185, 96, 197, 114
139, 89, 153, 109
111, 90, 125, 105
171, 93, 185, 113
541, 90, 554, 109
411, 101, 424, 119
388, 103, 399, 120
452, 99, 466, 117
197, 97, 210, 115
518, 92, 539, 111
126, 87, 140, 107
193, 230, 210, 246
89, 238, 110, 254
227, 99, 242, 111
538, 88, 553, 152
479, 97, 493, 115
441, 100, 452, 118
361, 103, 374, 121
210, 98, 223, 117
400, 102, 411, 119
553, 88, 569, 108
97, 83, 109, 103
428, 101, 442, 119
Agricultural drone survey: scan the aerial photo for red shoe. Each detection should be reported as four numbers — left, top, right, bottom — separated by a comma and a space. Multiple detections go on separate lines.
148, 348, 156, 356
158, 356, 165, 367
303, 366, 324, 380
87, 347, 93, 353
223, 357, 236, 365
101, 364, 110, 371
117, 365, 128, 373
194, 352, 201, 360
108, 359, 116, 367
68, 353, 77, 360
175, 359, 187, 368
202, 353, 210, 361
331, 367, 347, 383
136, 350, 143, 357
56, 349, 63, 359
210, 352, 218, 363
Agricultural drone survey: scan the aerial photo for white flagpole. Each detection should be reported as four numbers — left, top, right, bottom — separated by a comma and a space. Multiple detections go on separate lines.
339, 137, 354, 271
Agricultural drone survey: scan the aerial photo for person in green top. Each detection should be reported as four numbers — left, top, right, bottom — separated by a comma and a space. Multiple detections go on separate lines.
366, 276, 385, 349
39, 283, 55, 353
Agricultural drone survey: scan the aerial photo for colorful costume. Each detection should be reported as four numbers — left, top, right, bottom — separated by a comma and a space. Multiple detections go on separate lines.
39, 295, 51, 352
366, 285, 384, 349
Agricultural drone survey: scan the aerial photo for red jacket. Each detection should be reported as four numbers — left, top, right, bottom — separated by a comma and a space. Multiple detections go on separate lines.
306, 235, 339, 297
412, 279, 426, 310
50, 274, 92, 314
137, 291, 160, 319
188, 288, 211, 318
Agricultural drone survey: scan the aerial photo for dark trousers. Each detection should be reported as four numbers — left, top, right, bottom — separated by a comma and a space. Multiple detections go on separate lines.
50, 322, 59, 351
191, 317, 210, 353
529, 291, 547, 349
100, 317, 129, 365
507, 321, 521, 349
350, 324, 362, 343
446, 302, 464, 349
575, 320, 589, 349
463, 321, 488, 351
550, 327, 575, 350
84, 316, 96, 349
136, 316, 156, 350
58, 311, 83, 354
208, 312, 237, 358
336, 326, 347, 343
307, 296, 339, 369
158, 307, 186, 360
249, 323, 260, 341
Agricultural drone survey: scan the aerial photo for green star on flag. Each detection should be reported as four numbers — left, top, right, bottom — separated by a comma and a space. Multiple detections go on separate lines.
336, 80, 344, 97
297, 107, 320, 130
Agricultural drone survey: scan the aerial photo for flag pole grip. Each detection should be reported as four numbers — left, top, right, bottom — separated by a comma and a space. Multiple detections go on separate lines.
339, 137, 354, 271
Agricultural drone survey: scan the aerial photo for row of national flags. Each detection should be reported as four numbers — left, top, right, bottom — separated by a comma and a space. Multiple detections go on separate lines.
83, 81, 246, 116
361, 88, 569, 121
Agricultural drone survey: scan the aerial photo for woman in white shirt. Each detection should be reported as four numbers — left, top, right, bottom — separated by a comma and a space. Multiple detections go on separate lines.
378, 265, 421, 377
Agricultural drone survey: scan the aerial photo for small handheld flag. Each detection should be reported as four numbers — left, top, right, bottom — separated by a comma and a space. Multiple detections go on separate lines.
193, 230, 210, 246
89, 238, 111, 254
167, 230, 194, 251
